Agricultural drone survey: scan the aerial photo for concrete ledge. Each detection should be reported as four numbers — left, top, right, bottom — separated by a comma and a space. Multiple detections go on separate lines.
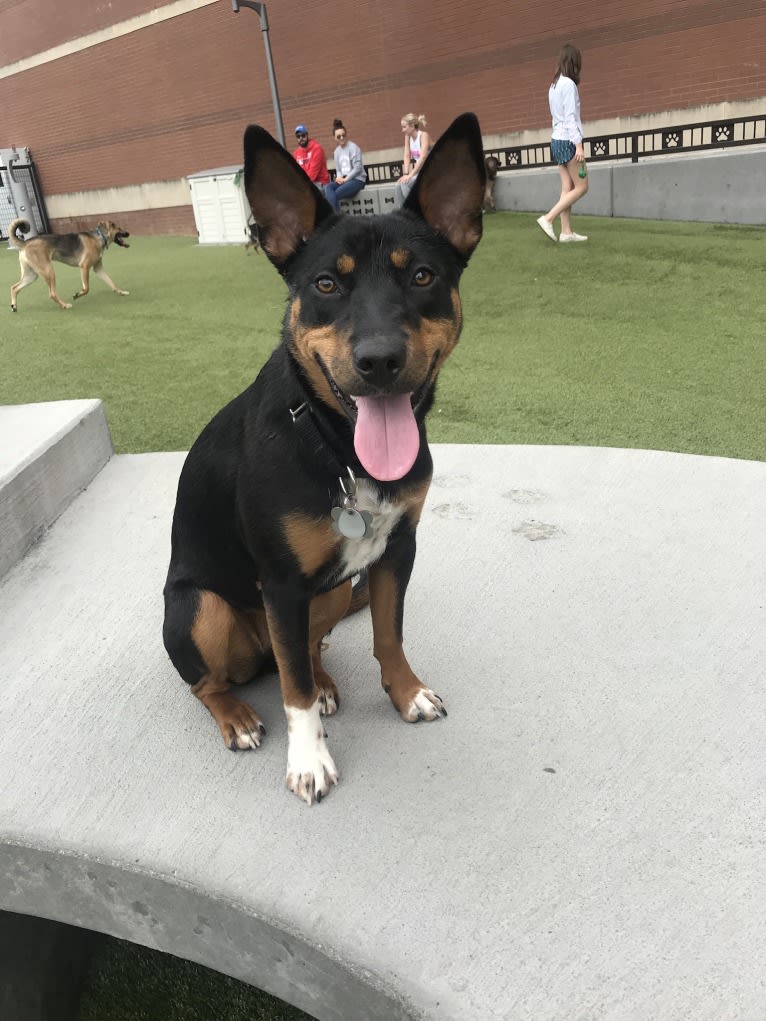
1, 427, 765, 1019
492, 147, 766, 224
342, 149, 766, 225
0, 399, 113, 579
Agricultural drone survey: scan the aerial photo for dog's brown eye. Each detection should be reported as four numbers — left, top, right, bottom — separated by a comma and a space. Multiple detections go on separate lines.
412, 268, 434, 287
315, 277, 337, 294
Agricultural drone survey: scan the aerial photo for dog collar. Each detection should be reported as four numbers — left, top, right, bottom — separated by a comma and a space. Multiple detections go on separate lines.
289, 402, 373, 540
95, 225, 109, 248
288, 364, 375, 540
288, 357, 358, 474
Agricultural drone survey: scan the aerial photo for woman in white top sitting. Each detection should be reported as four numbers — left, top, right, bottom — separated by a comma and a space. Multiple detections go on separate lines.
537, 44, 589, 243
324, 119, 366, 213
394, 113, 432, 208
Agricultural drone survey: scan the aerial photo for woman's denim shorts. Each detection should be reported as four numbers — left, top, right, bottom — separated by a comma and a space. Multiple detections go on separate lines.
550, 139, 576, 165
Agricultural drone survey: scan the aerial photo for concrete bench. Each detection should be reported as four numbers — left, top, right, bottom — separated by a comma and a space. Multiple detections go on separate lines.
1, 400, 765, 1020
339, 182, 397, 216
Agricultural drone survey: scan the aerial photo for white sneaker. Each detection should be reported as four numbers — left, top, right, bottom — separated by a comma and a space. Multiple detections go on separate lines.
536, 216, 557, 242
559, 232, 588, 242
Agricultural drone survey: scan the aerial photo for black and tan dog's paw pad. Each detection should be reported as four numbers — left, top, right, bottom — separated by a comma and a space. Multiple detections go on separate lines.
317, 686, 339, 716
218, 704, 266, 750
399, 687, 447, 723
286, 762, 338, 805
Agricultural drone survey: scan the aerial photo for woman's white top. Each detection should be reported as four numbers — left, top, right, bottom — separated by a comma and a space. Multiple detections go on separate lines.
548, 76, 583, 143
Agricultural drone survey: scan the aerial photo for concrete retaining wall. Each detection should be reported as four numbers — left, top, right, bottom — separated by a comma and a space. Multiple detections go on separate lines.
492, 147, 766, 225
0, 399, 113, 579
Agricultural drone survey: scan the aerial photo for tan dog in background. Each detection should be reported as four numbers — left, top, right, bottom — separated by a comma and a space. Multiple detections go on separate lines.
244, 218, 261, 254
483, 155, 500, 211
9, 218, 130, 311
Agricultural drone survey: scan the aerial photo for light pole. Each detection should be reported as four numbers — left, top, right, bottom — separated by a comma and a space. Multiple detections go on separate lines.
231, 0, 285, 147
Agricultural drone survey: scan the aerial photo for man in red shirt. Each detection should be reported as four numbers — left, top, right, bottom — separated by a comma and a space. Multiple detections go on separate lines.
292, 124, 330, 186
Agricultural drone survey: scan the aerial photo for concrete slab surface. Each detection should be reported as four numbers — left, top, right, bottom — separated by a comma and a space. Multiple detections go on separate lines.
1, 441, 765, 1020
0, 399, 112, 579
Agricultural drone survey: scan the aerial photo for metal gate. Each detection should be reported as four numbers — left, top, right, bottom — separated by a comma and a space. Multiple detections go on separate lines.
0, 147, 50, 241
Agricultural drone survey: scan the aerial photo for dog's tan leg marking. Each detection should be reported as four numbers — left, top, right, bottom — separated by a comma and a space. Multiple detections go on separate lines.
264, 597, 342, 805
309, 581, 351, 716
94, 263, 129, 296
282, 512, 339, 577
10, 256, 38, 312
40, 264, 72, 309
73, 262, 91, 301
190, 590, 267, 749
19, 251, 71, 309
369, 566, 446, 722
280, 512, 346, 714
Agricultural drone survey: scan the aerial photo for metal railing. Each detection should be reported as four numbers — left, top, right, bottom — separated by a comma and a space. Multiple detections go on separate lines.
362, 113, 766, 183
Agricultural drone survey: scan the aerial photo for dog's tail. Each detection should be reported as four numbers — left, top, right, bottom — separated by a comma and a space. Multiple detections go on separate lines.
9, 219, 31, 247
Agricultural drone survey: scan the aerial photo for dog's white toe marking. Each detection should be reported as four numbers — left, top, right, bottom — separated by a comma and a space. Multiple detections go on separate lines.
235, 729, 262, 750
318, 689, 338, 716
285, 702, 339, 805
403, 688, 446, 722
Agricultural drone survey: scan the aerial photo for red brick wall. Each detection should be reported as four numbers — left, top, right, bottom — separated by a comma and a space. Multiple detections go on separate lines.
49, 206, 197, 237
0, 0, 161, 64
2, 0, 764, 233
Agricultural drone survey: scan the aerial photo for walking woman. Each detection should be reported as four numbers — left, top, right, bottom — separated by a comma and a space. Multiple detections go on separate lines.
324, 119, 366, 212
394, 113, 431, 208
537, 43, 589, 243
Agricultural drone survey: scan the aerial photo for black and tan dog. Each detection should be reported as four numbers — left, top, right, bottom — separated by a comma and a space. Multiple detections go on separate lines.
163, 113, 486, 805
9, 218, 130, 312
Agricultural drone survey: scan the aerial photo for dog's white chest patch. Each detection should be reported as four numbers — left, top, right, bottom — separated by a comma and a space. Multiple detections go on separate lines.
339, 479, 405, 576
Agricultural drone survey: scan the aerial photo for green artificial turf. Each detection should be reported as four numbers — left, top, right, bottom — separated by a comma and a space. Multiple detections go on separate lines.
76, 937, 313, 1021
2, 212, 765, 460
2, 212, 764, 1021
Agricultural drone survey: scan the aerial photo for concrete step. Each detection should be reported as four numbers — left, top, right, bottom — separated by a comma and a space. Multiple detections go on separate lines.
0, 399, 112, 579
1, 401, 765, 1020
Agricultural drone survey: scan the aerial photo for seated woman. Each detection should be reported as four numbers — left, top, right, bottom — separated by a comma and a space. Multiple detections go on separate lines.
324, 119, 366, 212
394, 113, 431, 208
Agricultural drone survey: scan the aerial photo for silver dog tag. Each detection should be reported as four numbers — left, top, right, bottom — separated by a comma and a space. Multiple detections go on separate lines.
331, 467, 373, 539
331, 505, 372, 539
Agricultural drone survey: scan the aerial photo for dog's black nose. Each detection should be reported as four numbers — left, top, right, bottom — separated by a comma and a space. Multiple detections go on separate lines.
353, 339, 405, 388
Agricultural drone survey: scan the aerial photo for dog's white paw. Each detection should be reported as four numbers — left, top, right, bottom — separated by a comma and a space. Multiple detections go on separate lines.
400, 687, 447, 723
285, 703, 339, 805
318, 687, 338, 716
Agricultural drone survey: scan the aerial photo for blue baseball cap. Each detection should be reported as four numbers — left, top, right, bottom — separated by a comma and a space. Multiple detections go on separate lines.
294, 124, 308, 134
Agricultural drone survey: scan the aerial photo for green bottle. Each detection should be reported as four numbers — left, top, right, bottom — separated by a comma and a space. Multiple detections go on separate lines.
578, 162, 587, 179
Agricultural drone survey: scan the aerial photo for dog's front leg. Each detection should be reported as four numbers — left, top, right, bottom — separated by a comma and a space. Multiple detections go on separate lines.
263, 587, 339, 805
73, 264, 91, 301
93, 264, 129, 296
368, 526, 447, 723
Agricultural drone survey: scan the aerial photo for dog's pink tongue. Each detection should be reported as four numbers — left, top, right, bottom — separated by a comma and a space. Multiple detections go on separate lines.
353, 394, 419, 481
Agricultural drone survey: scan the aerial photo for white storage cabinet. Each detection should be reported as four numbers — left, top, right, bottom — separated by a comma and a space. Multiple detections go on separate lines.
187, 165, 250, 244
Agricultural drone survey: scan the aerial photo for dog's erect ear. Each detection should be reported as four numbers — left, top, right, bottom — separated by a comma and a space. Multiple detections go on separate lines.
243, 125, 334, 268
404, 112, 486, 259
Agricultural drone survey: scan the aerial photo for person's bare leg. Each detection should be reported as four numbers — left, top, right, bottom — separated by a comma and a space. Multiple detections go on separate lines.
547, 156, 588, 225
556, 164, 576, 235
